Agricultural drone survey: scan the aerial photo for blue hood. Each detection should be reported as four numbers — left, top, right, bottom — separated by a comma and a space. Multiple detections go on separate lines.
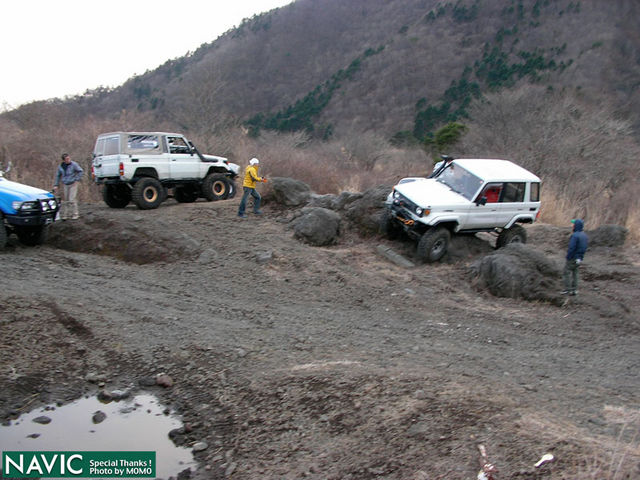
572, 219, 584, 232
0, 177, 54, 214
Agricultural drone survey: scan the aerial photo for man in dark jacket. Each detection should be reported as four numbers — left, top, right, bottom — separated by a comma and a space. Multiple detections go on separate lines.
563, 218, 588, 295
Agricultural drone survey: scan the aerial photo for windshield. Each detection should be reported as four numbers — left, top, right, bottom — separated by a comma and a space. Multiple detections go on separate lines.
436, 163, 483, 200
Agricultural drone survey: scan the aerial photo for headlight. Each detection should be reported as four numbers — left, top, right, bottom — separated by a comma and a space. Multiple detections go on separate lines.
393, 191, 400, 199
12, 201, 22, 210
415, 207, 423, 216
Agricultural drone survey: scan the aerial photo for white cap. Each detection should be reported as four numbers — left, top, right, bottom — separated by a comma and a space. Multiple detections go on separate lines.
250, 158, 259, 165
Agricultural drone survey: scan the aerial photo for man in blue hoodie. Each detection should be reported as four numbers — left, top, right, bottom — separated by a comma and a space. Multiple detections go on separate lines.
563, 218, 588, 295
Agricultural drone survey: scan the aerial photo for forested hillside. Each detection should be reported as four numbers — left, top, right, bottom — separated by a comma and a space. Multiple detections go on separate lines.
1, 0, 639, 236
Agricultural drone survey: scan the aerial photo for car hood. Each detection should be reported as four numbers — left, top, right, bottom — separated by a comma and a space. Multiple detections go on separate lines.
395, 178, 468, 207
0, 177, 53, 201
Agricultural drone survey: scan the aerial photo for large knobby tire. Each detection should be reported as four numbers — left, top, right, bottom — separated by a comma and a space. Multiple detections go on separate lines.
202, 174, 230, 201
16, 225, 49, 246
496, 224, 527, 249
227, 179, 237, 199
132, 177, 164, 210
417, 227, 451, 263
0, 217, 7, 250
174, 186, 199, 203
379, 209, 402, 240
103, 184, 131, 208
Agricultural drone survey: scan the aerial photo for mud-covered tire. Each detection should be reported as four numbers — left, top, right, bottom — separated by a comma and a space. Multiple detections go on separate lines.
0, 216, 7, 250
496, 224, 527, 249
202, 174, 230, 201
174, 186, 199, 203
132, 177, 164, 210
16, 225, 49, 246
379, 209, 402, 240
103, 184, 131, 208
417, 227, 450, 263
227, 180, 237, 199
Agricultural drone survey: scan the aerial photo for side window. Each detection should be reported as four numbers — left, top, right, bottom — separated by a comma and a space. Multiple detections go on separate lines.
127, 135, 159, 151
478, 183, 503, 203
167, 136, 190, 154
530, 182, 540, 202
104, 136, 120, 155
501, 182, 525, 202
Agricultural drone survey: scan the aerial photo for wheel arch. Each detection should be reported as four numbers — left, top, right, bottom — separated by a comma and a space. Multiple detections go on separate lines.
132, 167, 159, 179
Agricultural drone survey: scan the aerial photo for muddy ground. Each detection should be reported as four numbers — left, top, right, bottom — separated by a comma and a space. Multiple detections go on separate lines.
1, 195, 639, 479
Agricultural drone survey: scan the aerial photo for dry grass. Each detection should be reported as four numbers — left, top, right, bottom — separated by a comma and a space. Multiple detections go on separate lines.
519, 407, 640, 480
2, 89, 640, 244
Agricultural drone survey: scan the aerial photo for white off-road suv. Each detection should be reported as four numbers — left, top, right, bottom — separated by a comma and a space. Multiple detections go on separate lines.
381, 158, 541, 262
92, 132, 239, 209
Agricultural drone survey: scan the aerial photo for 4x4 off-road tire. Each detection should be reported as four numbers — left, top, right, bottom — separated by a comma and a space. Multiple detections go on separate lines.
132, 177, 164, 210
16, 225, 49, 246
379, 209, 402, 240
202, 174, 230, 201
496, 224, 527, 248
417, 227, 450, 263
0, 217, 7, 250
174, 186, 199, 203
227, 180, 237, 199
103, 184, 131, 208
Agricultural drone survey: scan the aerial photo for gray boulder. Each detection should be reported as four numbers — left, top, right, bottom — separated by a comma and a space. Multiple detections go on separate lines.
308, 193, 338, 210
587, 224, 628, 247
343, 185, 392, 236
269, 177, 312, 207
470, 243, 561, 302
293, 207, 341, 246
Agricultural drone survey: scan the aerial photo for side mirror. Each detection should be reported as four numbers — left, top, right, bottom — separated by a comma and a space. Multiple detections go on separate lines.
476, 196, 487, 206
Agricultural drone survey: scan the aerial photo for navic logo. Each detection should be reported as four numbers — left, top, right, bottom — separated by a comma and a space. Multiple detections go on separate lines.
2, 451, 156, 478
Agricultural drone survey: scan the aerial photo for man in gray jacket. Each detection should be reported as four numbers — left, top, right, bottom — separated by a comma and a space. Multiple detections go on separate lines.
53, 153, 83, 220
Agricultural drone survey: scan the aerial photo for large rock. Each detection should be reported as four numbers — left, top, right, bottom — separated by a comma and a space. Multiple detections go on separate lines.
269, 177, 312, 207
587, 224, 628, 247
470, 243, 561, 302
342, 185, 392, 236
292, 207, 341, 246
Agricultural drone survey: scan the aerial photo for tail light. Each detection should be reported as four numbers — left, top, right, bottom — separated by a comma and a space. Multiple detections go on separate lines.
91, 165, 95, 181
119, 162, 124, 177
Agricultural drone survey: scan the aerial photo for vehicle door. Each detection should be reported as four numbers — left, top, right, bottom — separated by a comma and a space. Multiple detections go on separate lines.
126, 134, 169, 179
167, 135, 198, 179
467, 182, 503, 228
494, 182, 527, 226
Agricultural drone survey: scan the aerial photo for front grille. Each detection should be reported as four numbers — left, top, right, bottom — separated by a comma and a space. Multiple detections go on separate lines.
393, 192, 419, 213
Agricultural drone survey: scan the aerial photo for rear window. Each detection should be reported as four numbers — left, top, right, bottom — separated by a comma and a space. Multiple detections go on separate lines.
94, 138, 105, 156
530, 182, 540, 202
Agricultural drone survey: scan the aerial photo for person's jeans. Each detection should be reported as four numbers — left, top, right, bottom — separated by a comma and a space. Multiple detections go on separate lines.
238, 187, 261, 215
563, 259, 580, 292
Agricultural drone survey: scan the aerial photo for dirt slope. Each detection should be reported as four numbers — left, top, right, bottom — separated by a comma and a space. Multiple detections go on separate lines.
1, 197, 639, 479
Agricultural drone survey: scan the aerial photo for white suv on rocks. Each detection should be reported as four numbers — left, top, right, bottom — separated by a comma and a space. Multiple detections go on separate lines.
381, 158, 541, 262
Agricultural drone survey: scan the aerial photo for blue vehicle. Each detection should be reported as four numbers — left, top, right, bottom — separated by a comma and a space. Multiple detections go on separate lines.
0, 171, 59, 249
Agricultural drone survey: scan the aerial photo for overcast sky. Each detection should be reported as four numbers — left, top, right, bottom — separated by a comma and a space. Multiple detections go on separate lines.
0, 0, 293, 110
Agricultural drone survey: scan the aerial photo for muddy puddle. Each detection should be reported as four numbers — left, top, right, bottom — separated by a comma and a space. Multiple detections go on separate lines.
0, 393, 196, 479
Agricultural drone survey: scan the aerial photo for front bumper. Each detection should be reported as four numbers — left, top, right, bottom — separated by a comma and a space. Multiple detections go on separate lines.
6, 212, 57, 226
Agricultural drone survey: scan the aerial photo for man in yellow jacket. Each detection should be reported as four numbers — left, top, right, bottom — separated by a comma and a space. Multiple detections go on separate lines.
238, 157, 267, 218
